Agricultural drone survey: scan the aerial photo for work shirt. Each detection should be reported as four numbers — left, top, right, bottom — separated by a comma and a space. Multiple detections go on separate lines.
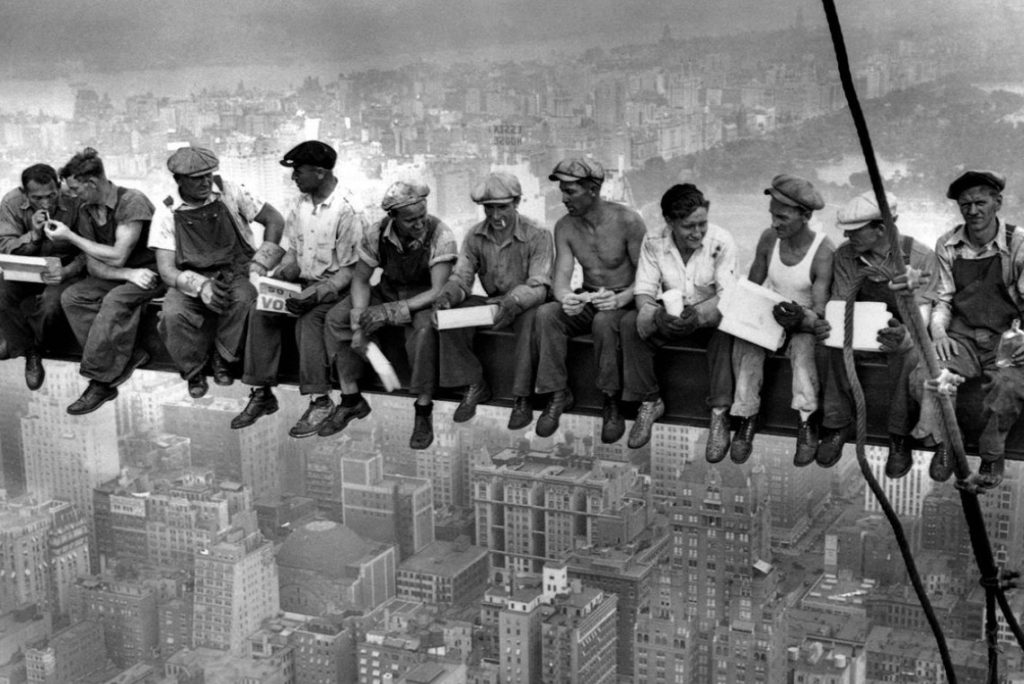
79, 183, 156, 269
281, 187, 365, 282
931, 219, 1024, 331
149, 178, 264, 252
448, 214, 553, 309
0, 187, 81, 263
633, 222, 738, 324
831, 236, 937, 306
356, 215, 458, 269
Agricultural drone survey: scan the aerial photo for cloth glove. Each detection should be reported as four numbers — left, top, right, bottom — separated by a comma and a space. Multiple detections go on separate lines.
249, 241, 286, 276
877, 317, 913, 353
432, 281, 464, 311
667, 305, 699, 337
490, 294, 523, 331
360, 300, 411, 336
773, 301, 805, 331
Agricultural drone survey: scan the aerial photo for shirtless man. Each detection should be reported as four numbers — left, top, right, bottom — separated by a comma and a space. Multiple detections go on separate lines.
533, 158, 646, 442
729, 175, 833, 465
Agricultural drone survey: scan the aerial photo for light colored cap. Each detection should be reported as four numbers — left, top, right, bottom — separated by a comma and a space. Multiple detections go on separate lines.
835, 191, 898, 231
381, 181, 430, 212
471, 172, 522, 204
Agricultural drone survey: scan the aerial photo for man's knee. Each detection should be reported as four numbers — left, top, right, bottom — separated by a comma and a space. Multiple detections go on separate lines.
324, 302, 353, 339
591, 310, 622, 339
535, 302, 565, 329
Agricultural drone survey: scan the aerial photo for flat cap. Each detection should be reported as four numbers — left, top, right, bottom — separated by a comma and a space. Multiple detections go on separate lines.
549, 158, 605, 184
167, 146, 219, 177
381, 180, 430, 212
764, 174, 824, 211
471, 172, 522, 204
836, 191, 898, 231
280, 140, 337, 170
946, 170, 1005, 199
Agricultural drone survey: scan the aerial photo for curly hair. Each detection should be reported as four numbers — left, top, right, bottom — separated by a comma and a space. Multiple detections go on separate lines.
661, 183, 710, 220
59, 147, 105, 180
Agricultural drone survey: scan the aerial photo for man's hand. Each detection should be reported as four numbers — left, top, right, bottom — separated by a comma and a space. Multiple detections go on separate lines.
889, 266, 930, 294
432, 290, 455, 312
127, 268, 160, 290
199, 278, 229, 314
43, 220, 74, 242
561, 292, 586, 317
490, 295, 521, 331
877, 318, 910, 353
351, 329, 369, 355
590, 288, 618, 311
670, 305, 700, 337
933, 334, 960, 362
30, 210, 48, 232
276, 260, 301, 282
285, 286, 322, 316
812, 318, 831, 343
773, 301, 805, 331
360, 302, 412, 336
40, 259, 64, 285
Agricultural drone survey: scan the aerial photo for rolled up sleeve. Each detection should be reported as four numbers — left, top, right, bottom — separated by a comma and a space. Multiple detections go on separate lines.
633, 237, 662, 300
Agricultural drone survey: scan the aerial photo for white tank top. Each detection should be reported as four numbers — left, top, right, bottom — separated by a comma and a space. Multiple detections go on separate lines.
765, 231, 825, 307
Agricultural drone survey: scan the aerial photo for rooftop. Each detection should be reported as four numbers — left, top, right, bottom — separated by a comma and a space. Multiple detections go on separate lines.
399, 540, 488, 577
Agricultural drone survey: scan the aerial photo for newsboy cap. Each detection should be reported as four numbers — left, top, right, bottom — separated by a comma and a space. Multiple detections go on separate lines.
764, 174, 825, 211
549, 158, 605, 184
280, 140, 337, 170
471, 172, 522, 204
946, 170, 1006, 200
167, 146, 219, 177
381, 181, 430, 212
835, 191, 898, 231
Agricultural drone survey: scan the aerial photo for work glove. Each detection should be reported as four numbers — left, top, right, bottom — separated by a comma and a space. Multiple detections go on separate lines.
199, 277, 230, 314
878, 317, 912, 353
360, 300, 412, 336
285, 283, 333, 316
432, 281, 464, 312
490, 295, 522, 331
773, 301, 805, 332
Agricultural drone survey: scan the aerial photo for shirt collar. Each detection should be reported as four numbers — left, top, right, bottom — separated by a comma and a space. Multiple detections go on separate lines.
943, 218, 1006, 253
472, 214, 524, 243
167, 184, 224, 211
383, 219, 426, 252
302, 187, 337, 210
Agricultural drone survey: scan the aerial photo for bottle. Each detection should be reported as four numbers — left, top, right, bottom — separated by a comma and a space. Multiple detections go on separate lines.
996, 319, 1024, 368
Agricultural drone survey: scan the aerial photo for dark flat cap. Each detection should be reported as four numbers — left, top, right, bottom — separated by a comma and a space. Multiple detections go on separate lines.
946, 170, 1005, 199
167, 146, 219, 177
549, 158, 605, 184
764, 174, 824, 211
280, 140, 337, 170
471, 172, 522, 204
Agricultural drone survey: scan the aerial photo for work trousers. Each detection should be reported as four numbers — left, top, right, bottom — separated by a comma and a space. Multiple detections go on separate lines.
731, 333, 818, 418
160, 273, 256, 380
324, 289, 437, 396
439, 295, 538, 397
242, 292, 341, 395
534, 301, 627, 396
0, 278, 79, 357
61, 276, 166, 383
620, 310, 734, 408
822, 345, 919, 436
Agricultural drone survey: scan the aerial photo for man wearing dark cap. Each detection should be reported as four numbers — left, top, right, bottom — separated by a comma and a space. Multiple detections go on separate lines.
45, 148, 164, 413
621, 184, 738, 457
727, 175, 833, 466
534, 158, 646, 443
912, 170, 1024, 487
150, 145, 285, 398
0, 163, 84, 390
321, 180, 457, 449
231, 141, 368, 435
813, 191, 938, 476
433, 171, 553, 428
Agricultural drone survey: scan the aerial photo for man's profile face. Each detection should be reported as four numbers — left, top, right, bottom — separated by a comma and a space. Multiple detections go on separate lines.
392, 202, 428, 242
843, 222, 884, 254
769, 199, 807, 241
957, 186, 1001, 237
560, 181, 597, 217
291, 165, 324, 195
667, 206, 708, 251
177, 173, 214, 204
64, 176, 100, 205
24, 180, 58, 212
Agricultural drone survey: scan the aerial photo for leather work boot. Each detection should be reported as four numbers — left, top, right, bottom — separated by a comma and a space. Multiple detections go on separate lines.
318, 398, 372, 437
289, 396, 335, 438
211, 354, 234, 386
24, 350, 45, 390
705, 409, 731, 464
410, 405, 434, 450
793, 416, 819, 467
230, 387, 279, 429
453, 381, 492, 423
110, 349, 150, 388
188, 374, 209, 399
67, 381, 118, 416
815, 424, 853, 468
628, 398, 664, 449
884, 434, 914, 479
507, 397, 533, 430
730, 414, 759, 464
928, 443, 953, 482
974, 457, 1005, 490
601, 394, 626, 444
536, 390, 574, 438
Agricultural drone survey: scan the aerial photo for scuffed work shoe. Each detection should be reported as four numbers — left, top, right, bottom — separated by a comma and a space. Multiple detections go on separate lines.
884, 434, 914, 479
705, 410, 731, 464
601, 394, 626, 444
928, 443, 953, 482
25, 351, 44, 390
67, 381, 118, 415
974, 457, 1005, 490
793, 416, 819, 467
230, 387, 279, 429
453, 381, 492, 423
815, 424, 853, 468
211, 354, 234, 386
536, 390, 574, 438
289, 396, 335, 438
730, 414, 759, 464
317, 399, 371, 437
188, 374, 209, 399
628, 398, 664, 449
507, 397, 533, 430
410, 410, 434, 450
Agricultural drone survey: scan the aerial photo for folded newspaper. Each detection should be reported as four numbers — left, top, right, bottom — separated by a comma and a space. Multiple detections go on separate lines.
823, 301, 888, 352
717, 279, 788, 350
0, 254, 61, 283
255, 276, 302, 317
